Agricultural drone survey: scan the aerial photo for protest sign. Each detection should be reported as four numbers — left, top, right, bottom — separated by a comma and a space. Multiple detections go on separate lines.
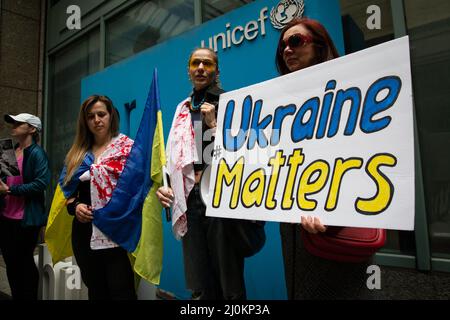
206, 36, 414, 230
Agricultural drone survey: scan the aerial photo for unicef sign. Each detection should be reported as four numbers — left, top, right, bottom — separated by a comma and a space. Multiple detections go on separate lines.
270, 0, 305, 29
200, 0, 305, 52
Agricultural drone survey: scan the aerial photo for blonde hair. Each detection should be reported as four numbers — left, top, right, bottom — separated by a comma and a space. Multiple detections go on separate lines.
63, 95, 119, 185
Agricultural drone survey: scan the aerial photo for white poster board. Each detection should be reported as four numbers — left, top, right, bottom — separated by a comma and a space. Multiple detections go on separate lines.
206, 36, 415, 230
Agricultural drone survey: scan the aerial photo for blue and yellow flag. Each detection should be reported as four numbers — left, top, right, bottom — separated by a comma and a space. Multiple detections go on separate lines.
45, 69, 165, 285
45, 154, 93, 264
132, 69, 165, 284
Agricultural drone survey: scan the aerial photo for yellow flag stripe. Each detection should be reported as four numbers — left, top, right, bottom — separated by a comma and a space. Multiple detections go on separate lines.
132, 183, 163, 285
44, 185, 74, 264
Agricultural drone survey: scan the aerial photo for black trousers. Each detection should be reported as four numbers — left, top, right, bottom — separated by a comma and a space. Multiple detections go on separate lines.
182, 184, 266, 300
71, 219, 137, 300
280, 223, 376, 299
0, 216, 40, 300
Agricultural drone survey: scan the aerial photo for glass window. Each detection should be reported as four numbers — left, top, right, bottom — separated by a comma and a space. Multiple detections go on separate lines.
340, 0, 416, 255
203, 0, 254, 22
404, 0, 450, 259
340, 0, 394, 53
50, 0, 61, 7
47, 29, 100, 194
106, 0, 195, 66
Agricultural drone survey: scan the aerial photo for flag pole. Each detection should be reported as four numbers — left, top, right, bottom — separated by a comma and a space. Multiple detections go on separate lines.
154, 67, 171, 222
162, 166, 171, 222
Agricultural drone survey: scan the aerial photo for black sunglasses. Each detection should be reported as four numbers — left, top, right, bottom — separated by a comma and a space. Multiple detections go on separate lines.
279, 33, 313, 54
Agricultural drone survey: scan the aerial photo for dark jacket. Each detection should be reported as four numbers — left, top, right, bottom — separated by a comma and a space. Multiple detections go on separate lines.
1, 142, 50, 227
190, 85, 225, 172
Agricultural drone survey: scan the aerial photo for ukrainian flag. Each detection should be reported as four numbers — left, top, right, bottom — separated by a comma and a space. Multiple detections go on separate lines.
45, 69, 165, 285
45, 155, 93, 264
132, 69, 165, 284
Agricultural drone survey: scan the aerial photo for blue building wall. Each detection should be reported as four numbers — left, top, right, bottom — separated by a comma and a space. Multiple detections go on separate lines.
82, 0, 344, 299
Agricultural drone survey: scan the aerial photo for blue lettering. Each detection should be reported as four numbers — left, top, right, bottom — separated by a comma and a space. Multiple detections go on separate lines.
327, 87, 361, 137
361, 76, 401, 133
223, 97, 252, 151
316, 80, 336, 139
247, 99, 272, 149
270, 104, 296, 146
291, 97, 320, 142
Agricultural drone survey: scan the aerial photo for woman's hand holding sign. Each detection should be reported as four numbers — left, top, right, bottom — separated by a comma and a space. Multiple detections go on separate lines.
301, 216, 327, 234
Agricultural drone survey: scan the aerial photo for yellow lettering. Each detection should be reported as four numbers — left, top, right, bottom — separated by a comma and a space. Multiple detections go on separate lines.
325, 158, 363, 210
213, 157, 244, 209
356, 153, 397, 214
266, 150, 286, 209
282, 149, 304, 209
297, 160, 329, 210
242, 169, 266, 207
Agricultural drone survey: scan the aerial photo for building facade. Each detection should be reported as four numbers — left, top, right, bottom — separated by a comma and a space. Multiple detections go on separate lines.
0, 0, 45, 138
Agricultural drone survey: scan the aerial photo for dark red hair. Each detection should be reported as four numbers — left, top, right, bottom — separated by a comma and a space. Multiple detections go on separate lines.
275, 17, 339, 75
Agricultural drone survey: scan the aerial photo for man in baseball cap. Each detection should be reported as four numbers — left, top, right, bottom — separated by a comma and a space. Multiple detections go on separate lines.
4, 113, 42, 131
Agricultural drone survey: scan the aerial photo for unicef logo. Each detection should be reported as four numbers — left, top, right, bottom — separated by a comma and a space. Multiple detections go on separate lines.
270, 0, 305, 29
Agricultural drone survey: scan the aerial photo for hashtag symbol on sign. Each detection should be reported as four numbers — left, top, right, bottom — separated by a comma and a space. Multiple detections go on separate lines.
213, 145, 222, 160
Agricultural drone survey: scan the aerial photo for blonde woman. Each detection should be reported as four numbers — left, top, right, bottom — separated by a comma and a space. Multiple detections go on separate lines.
62, 95, 136, 300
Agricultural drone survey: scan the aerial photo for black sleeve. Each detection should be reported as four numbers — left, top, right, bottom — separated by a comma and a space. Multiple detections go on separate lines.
203, 86, 224, 131
66, 187, 80, 216
66, 198, 80, 216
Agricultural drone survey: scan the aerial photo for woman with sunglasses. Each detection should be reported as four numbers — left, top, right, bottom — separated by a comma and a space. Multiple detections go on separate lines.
0, 113, 50, 300
276, 18, 379, 299
59, 95, 137, 300
156, 48, 266, 300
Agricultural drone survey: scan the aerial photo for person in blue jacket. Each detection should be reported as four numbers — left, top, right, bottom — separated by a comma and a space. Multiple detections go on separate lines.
0, 113, 50, 300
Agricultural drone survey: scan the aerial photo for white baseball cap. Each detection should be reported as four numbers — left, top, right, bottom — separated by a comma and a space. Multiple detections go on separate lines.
4, 113, 42, 131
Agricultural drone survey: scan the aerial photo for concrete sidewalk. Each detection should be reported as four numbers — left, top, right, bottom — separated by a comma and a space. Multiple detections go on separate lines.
1, 252, 450, 299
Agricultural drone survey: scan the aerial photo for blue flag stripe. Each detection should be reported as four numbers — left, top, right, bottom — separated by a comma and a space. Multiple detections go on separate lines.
59, 153, 94, 199
93, 69, 161, 252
